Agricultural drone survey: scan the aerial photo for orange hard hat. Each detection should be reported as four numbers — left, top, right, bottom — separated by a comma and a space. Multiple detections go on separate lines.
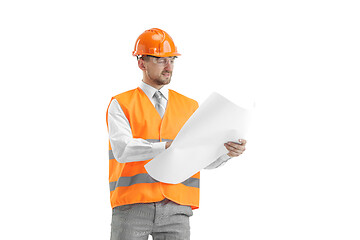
132, 28, 181, 57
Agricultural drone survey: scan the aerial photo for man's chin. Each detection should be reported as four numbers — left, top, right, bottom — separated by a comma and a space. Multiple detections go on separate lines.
157, 77, 171, 85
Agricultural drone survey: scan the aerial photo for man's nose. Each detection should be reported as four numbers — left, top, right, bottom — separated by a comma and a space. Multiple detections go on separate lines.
164, 62, 173, 70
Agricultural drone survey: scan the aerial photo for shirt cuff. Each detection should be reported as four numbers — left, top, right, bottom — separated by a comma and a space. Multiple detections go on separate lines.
152, 142, 167, 155
205, 154, 231, 169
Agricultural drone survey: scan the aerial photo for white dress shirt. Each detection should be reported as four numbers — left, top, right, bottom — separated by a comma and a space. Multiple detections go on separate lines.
107, 81, 231, 169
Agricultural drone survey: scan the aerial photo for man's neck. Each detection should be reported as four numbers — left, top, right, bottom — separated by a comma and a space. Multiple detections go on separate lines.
142, 80, 165, 90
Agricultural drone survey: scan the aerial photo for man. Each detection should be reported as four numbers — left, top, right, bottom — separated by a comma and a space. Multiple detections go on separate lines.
106, 28, 246, 240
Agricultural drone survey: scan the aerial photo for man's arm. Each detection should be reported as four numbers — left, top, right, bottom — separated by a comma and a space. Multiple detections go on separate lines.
164, 139, 247, 169
107, 99, 167, 163
204, 154, 231, 169
203, 139, 247, 169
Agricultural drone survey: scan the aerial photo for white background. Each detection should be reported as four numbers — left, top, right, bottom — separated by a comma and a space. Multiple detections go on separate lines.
1, 0, 359, 239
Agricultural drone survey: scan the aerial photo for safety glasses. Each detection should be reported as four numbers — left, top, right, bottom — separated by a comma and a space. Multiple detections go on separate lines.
147, 56, 177, 65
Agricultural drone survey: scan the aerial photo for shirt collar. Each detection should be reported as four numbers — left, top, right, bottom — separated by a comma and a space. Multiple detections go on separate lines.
139, 81, 169, 100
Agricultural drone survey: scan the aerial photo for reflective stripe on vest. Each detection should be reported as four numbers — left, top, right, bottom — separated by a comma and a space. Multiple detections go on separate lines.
109, 173, 200, 191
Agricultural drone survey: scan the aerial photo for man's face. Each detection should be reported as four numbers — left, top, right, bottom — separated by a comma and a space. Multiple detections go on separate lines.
142, 56, 176, 86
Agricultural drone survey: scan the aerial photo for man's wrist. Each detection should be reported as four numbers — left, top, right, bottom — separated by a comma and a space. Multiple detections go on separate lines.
152, 142, 167, 154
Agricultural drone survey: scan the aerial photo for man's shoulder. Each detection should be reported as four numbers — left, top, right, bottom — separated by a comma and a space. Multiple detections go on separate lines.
112, 88, 139, 100
169, 89, 199, 107
169, 89, 197, 102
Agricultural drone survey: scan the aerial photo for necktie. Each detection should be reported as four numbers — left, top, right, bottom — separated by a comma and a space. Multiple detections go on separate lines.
153, 91, 166, 118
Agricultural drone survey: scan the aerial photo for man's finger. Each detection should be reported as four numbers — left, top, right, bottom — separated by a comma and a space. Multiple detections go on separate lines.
225, 144, 245, 154
225, 142, 245, 151
227, 150, 243, 157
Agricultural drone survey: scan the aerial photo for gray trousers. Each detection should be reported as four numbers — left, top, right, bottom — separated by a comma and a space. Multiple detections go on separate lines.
110, 199, 193, 240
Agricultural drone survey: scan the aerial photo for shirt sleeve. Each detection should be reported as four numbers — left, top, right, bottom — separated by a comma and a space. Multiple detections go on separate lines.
107, 99, 167, 163
204, 154, 231, 169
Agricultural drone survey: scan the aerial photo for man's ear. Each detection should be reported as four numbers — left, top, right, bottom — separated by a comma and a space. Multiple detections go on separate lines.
138, 59, 146, 71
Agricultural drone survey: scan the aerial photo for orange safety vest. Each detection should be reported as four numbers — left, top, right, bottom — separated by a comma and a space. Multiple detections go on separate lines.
106, 87, 200, 210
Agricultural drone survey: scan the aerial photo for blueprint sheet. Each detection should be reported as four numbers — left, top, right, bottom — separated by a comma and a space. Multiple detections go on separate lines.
145, 92, 252, 184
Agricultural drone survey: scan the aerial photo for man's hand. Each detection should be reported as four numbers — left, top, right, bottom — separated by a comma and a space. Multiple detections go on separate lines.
224, 139, 247, 157
165, 141, 172, 149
